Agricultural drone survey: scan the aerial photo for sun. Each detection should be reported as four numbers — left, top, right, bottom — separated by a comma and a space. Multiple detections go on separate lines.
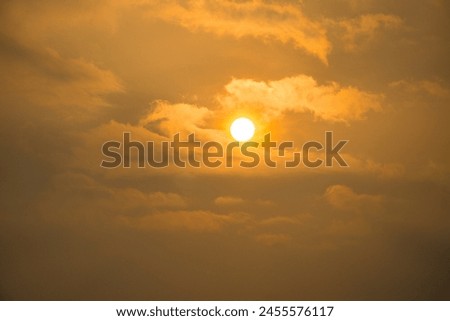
230, 117, 255, 142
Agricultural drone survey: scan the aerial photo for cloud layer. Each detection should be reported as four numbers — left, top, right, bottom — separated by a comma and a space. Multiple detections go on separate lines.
1, 0, 449, 301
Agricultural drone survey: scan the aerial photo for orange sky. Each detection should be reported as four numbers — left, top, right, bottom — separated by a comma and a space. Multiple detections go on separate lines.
1, 0, 449, 300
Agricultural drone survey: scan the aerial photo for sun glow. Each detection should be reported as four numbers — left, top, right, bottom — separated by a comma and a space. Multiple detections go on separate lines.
230, 117, 255, 142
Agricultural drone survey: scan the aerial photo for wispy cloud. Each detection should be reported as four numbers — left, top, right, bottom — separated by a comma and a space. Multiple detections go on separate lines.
143, 0, 331, 63
333, 14, 403, 51
390, 79, 450, 97
121, 210, 249, 232
324, 184, 384, 212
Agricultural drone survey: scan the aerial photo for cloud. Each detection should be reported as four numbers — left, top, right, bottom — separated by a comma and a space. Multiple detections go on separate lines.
214, 196, 245, 206
219, 75, 383, 122
259, 215, 305, 226
121, 210, 249, 232
334, 14, 403, 51
139, 100, 224, 141
343, 155, 405, 179
324, 184, 384, 212
0, 35, 123, 121
213, 196, 274, 206
390, 79, 450, 98
140, 1, 404, 60
42, 172, 188, 220
143, 0, 331, 63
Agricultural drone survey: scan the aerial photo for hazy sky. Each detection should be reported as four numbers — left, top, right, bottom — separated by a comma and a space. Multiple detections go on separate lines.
1, 0, 449, 300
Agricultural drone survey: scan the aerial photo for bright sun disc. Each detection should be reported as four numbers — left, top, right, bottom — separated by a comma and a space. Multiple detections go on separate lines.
230, 117, 255, 142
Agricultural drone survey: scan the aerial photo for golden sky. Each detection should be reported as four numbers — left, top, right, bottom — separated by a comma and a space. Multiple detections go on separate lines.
1, 0, 449, 300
